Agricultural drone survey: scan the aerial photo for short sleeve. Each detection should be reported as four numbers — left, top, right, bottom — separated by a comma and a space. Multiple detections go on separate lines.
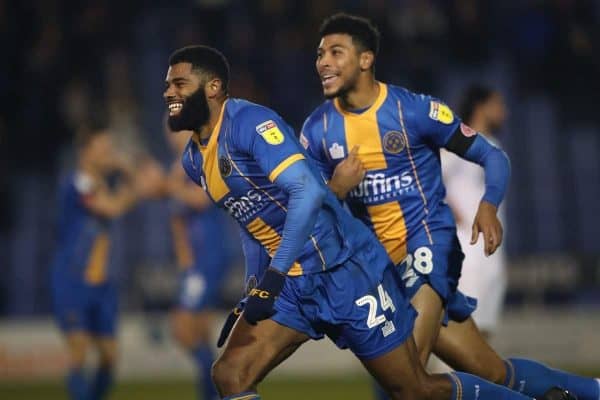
233, 107, 307, 182
411, 94, 462, 148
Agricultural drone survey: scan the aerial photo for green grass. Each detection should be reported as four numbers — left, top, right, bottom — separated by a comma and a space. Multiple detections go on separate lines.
0, 376, 373, 400
2, 368, 599, 399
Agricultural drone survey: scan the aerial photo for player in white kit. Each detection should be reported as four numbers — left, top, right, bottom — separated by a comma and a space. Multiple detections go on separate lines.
441, 85, 508, 337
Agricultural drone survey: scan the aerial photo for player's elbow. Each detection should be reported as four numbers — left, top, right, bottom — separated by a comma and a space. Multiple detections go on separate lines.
488, 147, 511, 177
303, 177, 326, 207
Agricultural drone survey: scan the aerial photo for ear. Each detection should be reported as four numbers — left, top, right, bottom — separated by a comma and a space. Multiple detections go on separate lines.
359, 51, 375, 71
205, 78, 223, 99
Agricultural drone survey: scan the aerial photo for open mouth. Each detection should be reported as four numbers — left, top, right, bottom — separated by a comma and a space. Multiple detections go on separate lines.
321, 74, 338, 86
168, 101, 183, 116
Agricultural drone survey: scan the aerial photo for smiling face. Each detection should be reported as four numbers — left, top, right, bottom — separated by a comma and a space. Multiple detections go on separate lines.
163, 62, 210, 132
316, 33, 372, 99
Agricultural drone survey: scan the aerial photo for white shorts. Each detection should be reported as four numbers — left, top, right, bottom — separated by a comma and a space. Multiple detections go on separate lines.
457, 229, 507, 331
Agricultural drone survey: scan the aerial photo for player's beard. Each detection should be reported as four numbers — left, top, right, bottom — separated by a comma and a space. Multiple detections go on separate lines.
167, 87, 210, 133
324, 74, 359, 100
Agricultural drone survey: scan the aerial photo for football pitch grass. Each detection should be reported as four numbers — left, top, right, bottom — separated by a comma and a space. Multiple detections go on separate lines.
2, 368, 598, 399
0, 375, 373, 400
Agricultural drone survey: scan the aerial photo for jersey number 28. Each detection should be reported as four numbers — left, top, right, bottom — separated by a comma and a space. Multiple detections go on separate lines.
402, 246, 434, 287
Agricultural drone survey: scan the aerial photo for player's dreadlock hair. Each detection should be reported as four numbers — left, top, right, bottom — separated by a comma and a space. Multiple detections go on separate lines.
169, 45, 230, 93
459, 85, 496, 124
319, 13, 380, 60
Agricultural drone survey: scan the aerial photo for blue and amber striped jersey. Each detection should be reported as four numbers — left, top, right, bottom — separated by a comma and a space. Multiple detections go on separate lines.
51, 172, 112, 285
302, 83, 462, 265
181, 98, 381, 277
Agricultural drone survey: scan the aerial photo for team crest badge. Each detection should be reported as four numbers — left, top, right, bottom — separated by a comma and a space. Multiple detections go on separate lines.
429, 101, 454, 124
382, 131, 406, 154
219, 156, 232, 177
256, 120, 284, 145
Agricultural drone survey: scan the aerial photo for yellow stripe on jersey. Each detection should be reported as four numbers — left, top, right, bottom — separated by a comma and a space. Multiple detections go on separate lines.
84, 233, 110, 285
171, 216, 193, 270
367, 202, 408, 265
333, 82, 388, 170
197, 100, 230, 202
268, 153, 305, 182
246, 217, 303, 276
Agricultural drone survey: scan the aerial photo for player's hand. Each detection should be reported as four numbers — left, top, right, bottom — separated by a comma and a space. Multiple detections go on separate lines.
217, 303, 244, 348
329, 145, 366, 199
243, 268, 286, 325
471, 201, 503, 257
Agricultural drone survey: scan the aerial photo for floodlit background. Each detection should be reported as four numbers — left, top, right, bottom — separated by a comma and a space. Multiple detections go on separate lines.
1, 1, 599, 399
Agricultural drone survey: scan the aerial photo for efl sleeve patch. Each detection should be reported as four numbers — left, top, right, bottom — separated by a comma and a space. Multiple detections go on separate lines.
256, 120, 284, 145
429, 101, 454, 124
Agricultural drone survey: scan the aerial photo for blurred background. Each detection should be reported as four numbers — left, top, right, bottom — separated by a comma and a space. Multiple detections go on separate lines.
1, 0, 599, 399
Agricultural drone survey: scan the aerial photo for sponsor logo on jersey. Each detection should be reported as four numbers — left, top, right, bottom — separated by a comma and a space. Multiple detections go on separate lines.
382, 131, 406, 154
219, 155, 232, 177
223, 189, 265, 222
328, 142, 345, 159
348, 171, 416, 203
429, 101, 454, 124
460, 122, 477, 137
256, 120, 284, 145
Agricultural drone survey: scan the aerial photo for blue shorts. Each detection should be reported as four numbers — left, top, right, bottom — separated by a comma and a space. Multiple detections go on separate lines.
400, 234, 477, 325
177, 268, 224, 312
52, 280, 118, 336
271, 244, 417, 361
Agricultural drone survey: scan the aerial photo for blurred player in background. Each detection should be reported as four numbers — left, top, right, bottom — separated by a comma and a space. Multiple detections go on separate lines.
165, 128, 234, 400
163, 44, 545, 400
50, 123, 155, 400
442, 85, 508, 339
303, 12, 597, 400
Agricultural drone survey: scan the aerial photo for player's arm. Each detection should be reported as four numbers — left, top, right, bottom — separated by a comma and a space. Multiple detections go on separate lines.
242, 157, 325, 325
82, 159, 140, 219
416, 96, 510, 256
167, 161, 212, 211
235, 110, 326, 324
84, 182, 138, 219
444, 126, 510, 210
449, 130, 510, 256
217, 229, 271, 347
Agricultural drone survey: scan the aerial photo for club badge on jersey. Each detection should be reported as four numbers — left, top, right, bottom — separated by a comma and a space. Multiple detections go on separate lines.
382, 131, 406, 154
